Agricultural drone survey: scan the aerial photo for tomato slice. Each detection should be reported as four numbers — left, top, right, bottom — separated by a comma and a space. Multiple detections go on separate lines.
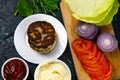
96, 51, 110, 74
82, 64, 100, 72
87, 44, 98, 59
72, 38, 93, 54
76, 44, 99, 67
72, 38, 112, 80
85, 67, 104, 79
97, 50, 105, 65
102, 60, 110, 74
98, 52, 110, 72
103, 64, 112, 80
79, 57, 97, 67
78, 44, 98, 60
95, 49, 102, 63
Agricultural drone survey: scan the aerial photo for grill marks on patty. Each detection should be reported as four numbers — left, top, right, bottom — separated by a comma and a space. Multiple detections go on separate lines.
27, 21, 57, 53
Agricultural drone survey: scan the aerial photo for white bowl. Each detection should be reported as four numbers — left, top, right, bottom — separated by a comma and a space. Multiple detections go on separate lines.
34, 59, 71, 80
1, 57, 29, 80
14, 14, 68, 64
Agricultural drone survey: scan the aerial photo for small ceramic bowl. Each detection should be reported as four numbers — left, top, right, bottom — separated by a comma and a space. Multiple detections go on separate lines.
34, 59, 71, 80
1, 57, 29, 80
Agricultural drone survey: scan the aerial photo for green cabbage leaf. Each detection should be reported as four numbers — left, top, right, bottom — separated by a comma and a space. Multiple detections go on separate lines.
65, 0, 120, 26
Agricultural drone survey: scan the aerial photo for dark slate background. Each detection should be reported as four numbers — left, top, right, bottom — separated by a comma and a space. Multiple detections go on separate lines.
0, 0, 120, 80
0, 0, 77, 80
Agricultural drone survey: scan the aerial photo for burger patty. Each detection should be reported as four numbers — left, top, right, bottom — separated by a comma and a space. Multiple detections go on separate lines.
27, 21, 57, 53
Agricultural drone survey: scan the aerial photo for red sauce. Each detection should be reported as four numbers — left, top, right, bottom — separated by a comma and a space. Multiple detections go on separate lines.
3, 59, 27, 80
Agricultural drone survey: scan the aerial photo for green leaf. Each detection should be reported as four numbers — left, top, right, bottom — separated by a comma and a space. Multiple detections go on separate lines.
42, 0, 60, 10
95, 0, 119, 26
17, 0, 33, 17
65, 0, 119, 26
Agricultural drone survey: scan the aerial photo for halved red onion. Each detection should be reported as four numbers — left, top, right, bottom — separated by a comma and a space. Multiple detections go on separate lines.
75, 21, 99, 40
97, 32, 118, 52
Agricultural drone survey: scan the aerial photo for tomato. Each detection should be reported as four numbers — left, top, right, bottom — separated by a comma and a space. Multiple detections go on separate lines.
85, 68, 104, 79
87, 44, 98, 59
72, 38, 112, 80
97, 50, 105, 65
78, 56, 97, 67
82, 64, 100, 72
78, 44, 98, 60
72, 38, 93, 54
104, 64, 112, 80
95, 50, 102, 63
102, 60, 110, 74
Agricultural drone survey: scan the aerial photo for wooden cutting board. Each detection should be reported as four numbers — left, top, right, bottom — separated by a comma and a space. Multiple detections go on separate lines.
60, 0, 120, 80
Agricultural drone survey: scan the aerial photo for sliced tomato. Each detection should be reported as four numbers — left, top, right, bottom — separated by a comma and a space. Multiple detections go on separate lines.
78, 44, 98, 60
79, 58, 99, 69
96, 52, 110, 75
91, 77, 97, 80
103, 64, 113, 80
101, 59, 110, 74
79, 57, 97, 67
97, 50, 105, 65
82, 64, 100, 72
85, 67, 104, 79
72, 38, 112, 80
87, 44, 98, 59
95, 49, 102, 63
72, 38, 93, 54
77, 44, 99, 67
98, 52, 110, 73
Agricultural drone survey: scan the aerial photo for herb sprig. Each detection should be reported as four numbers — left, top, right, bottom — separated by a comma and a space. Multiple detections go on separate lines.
14, 0, 60, 17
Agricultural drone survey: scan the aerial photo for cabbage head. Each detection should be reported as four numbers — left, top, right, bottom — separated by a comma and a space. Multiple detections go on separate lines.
65, 0, 120, 26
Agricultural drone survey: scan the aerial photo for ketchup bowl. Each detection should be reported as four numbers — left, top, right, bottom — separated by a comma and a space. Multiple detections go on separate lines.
1, 57, 29, 80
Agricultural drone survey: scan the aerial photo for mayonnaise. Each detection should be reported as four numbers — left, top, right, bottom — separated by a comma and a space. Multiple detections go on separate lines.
34, 60, 71, 80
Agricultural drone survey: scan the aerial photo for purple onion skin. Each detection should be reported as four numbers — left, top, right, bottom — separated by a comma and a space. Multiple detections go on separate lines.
75, 21, 99, 41
97, 32, 118, 53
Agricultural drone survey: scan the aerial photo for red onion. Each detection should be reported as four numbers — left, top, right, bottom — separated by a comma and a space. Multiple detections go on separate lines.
97, 32, 118, 52
75, 21, 99, 40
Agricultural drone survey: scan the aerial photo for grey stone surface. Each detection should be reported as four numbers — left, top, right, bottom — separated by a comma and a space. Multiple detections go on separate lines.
0, 0, 120, 80
0, 0, 77, 80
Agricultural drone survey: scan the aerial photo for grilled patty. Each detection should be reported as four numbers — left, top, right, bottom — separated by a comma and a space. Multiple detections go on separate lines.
27, 21, 57, 53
